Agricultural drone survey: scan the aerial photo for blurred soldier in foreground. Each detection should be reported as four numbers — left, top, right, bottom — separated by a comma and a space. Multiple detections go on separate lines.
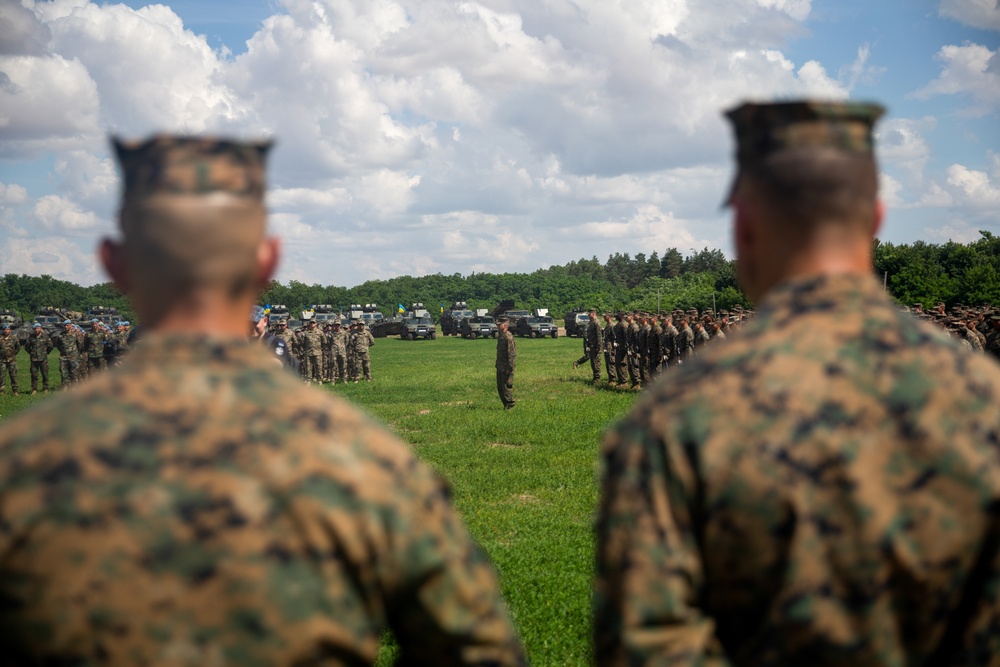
496, 317, 516, 409
0, 324, 21, 395
596, 101, 1000, 665
25, 322, 54, 394
0, 135, 526, 666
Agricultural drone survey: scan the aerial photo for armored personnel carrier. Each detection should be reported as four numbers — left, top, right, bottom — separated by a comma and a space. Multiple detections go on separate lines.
311, 304, 340, 326
441, 301, 474, 336
460, 311, 496, 339
268, 304, 291, 329
514, 308, 558, 338
88, 306, 121, 329
400, 315, 436, 340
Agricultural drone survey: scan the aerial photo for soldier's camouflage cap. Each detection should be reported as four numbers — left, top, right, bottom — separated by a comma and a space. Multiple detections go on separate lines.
112, 134, 274, 286
724, 99, 885, 204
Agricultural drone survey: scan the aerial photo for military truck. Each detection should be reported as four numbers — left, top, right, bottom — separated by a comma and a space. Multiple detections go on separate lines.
563, 310, 590, 337
514, 309, 558, 338
1, 309, 26, 341
268, 304, 291, 329
400, 315, 436, 340
31, 307, 69, 337
347, 304, 385, 330
460, 313, 496, 339
441, 301, 474, 336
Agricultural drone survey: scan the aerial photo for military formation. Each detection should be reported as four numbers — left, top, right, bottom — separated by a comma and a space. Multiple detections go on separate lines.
572, 306, 751, 389
4, 98, 1000, 666
0, 318, 132, 394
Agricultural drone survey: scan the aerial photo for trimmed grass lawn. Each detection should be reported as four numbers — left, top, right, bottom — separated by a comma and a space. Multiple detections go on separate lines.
0, 335, 640, 666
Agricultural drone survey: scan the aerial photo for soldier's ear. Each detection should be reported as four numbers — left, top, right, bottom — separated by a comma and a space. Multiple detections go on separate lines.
100, 237, 131, 295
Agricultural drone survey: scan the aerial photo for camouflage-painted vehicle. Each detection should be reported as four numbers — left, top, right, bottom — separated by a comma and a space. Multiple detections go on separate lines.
311, 304, 341, 326
349, 304, 385, 330
441, 301, 474, 336
268, 304, 291, 329
1, 309, 27, 342
563, 310, 590, 337
400, 316, 436, 340
514, 309, 558, 338
460, 314, 496, 339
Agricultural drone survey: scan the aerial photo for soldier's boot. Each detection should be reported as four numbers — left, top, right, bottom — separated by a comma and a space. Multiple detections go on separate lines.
31, 390, 37, 395
573, 361, 578, 369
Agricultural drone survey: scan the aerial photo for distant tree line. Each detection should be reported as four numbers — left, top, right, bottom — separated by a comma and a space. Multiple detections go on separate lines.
4, 233, 999, 323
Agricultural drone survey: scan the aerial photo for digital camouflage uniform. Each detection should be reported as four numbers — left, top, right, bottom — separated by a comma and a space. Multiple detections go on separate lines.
54, 326, 82, 388
350, 326, 375, 382
603, 316, 618, 385
647, 319, 662, 377
0, 329, 21, 394
330, 326, 349, 383
676, 323, 695, 364
586, 316, 603, 382
0, 135, 526, 666
25, 328, 54, 393
0, 334, 527, 666
495, 325, 516, 409
660, 321, 678, 369
84, 326, 107, 373
625, 318, 640, 386
597, 274, 1000, 665
299, 324, 324, 383
321, 325, 333, 382
613, 317, 628, 385
597, 100, 1000, 665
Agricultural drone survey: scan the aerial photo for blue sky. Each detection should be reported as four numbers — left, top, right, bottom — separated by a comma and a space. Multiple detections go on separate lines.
1, 0, 997, 286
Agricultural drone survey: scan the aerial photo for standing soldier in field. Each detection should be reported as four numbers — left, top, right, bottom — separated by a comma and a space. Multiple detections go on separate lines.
0, 324, 22, 396
351, 321, 375, 382
692, 320, 711, 352
635, 315, 649, 387
300, 318, 324, 383
495, 317, 516, 409
597, 99, 1000, 666
625, 313, 640, 388
84, 319, 107, 374
0, 134, 526, 666
603, 312, 618, 386
660, 314, 678, 369
574, 309, 603, 383
25, 322, 54, 395
330, 320, 349, 383
273, 318, 295, 359
321, 322, 333, 382
613, 312, 628, 386
675, 318, 694, 364
54, 319, 82, 388
647, 314, 662, 377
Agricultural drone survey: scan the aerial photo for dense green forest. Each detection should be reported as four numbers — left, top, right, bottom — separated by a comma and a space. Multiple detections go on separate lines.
3, 233, 999, 323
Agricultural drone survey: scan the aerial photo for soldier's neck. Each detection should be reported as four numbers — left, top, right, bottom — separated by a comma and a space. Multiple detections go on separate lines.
133, 288, 256, 339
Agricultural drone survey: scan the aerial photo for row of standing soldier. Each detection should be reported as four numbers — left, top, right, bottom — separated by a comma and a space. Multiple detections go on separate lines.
271, 317, 375, 383
576, 307, 752, 388
0, 319, 131, 395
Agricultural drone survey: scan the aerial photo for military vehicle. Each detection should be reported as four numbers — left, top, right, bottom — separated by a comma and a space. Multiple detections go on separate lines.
268, 304, 291, 329
31, 307, 70, 336
311, 304, 341, 326
400, 315, 437, 340
460, 313, 496, 339
348, 303, 385, 330
514, 309, 558, 338
1, 309, 26, 341
88, 306, 121, 328
441, 301, 474, 336
563, 310, 590, 337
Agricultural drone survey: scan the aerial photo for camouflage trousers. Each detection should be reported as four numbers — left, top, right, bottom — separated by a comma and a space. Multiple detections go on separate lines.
604, 349, 618, 384
331, 351, 347, 383
577, 351, 601, 381
0, 360, 17, 393
355, 353, 371, 381
60, 356, 80, 388
614, 350, 628, 385
497, 369, 514, 408
88, 356, 106, 373
625, 352, 639, 386
321, 349, 332, 382
637, 353, 649, 386
304, 354, 322, 383
29, 359, 49, 392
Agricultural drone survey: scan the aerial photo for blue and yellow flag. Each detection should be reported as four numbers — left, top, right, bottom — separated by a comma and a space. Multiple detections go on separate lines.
398, 304, 406, 314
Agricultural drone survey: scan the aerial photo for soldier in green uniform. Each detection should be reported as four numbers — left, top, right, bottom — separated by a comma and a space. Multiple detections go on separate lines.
25, 322, 54, 394
0, 135, 526, 666
0, 323, 21, 396
54, 319, 82, 388
603, 312, 619, 386
495, 317, 516, 409
300, 318, 323, 383
83, 319, 107, 374
596, 100, 1000, 665
330, 320, 349, 383
573, 309, 603, 383
352, 322, 375, 382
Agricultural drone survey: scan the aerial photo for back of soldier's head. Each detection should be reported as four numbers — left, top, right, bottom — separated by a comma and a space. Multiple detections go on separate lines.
112, 135, 273, 302
726, 101, 884, 238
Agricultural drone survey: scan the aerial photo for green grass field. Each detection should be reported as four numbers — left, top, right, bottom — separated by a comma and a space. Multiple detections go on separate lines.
0, 336, 640, 665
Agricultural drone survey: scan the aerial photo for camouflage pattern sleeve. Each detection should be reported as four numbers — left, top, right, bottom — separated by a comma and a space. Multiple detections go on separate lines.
0, 334, 525, 666
595, 409, 732, 667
